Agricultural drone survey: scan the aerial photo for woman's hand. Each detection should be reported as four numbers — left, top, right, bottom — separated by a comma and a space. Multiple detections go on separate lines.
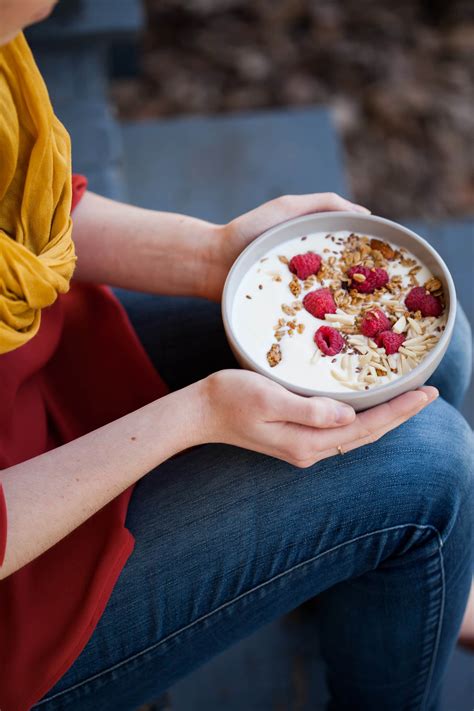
197, 370, 438, 467
203, 192, 371, 301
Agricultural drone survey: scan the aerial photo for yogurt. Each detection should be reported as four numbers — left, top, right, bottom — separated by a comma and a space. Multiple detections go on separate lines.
232, 230, 447, 391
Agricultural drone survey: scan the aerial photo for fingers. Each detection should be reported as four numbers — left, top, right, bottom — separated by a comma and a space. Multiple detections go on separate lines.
271, 391, 356, 429
319, 387, 438, 459
273, 387, 437, 468
315, 387, 437, 453
233, 192, 371, 241
269, 193, 370, 216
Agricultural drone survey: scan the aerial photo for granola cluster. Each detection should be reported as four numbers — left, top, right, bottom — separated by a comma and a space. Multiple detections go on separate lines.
263, 232, 446, 390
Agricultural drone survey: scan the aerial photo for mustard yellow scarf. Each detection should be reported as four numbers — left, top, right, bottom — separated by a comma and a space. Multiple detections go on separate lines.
0, 32, 76, 355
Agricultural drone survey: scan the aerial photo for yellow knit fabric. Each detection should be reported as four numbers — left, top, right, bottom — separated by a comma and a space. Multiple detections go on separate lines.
0, 32, 75, 355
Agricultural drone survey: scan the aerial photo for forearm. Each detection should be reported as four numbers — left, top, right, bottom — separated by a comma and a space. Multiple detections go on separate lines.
71, 191, 224, 299
0, 381, 207, 580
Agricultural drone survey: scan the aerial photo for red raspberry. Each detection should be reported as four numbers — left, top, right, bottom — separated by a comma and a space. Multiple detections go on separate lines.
405, 286, 443, 317
303, 288, 337, 319
374, 268, 390, 289
314, 326, 345, 356
360, 308, 391, 338
347, 265, 389, 293
376, 330, 405, 355
289, 252, 322, 280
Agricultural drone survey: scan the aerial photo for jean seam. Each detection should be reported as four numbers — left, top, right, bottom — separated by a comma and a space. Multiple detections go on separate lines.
36, 521, 443, 708
420, 532, 445, 711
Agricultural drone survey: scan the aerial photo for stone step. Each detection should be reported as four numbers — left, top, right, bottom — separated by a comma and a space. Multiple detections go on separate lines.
120, 107, 349, 224
31, 45, 125, 200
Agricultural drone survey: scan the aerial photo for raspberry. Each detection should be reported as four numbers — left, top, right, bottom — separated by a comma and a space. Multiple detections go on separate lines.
347, 265, 389, 293
376, 330, 405, 355
374, 268, 390, 289
289, 252, 322, 280
314, 326, 345, 356
405, 286, 443, 317
360, 308, 391, 338
303, 288, 337, 319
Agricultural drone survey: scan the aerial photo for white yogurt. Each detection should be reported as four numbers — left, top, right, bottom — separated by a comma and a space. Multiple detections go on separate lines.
231, 230, 446, 391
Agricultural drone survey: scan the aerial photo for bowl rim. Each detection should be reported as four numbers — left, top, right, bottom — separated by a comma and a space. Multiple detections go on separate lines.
221, 211, 457, 400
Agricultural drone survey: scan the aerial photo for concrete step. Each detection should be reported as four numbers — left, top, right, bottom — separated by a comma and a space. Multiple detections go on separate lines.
31, 45, 125, 200
120, 107, 349, 223
27, 0, 144, 200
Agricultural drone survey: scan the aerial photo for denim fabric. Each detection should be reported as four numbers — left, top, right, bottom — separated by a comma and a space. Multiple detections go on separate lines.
36, 294, 474, 711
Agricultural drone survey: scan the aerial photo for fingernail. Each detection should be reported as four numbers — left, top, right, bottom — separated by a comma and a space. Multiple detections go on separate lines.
349, 203, 371, 214
335, 404, 354, 424
419, 387, 438, 402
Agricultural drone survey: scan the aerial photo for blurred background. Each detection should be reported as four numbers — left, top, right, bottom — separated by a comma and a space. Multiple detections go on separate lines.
27, 2, 473, 709
111, 0, 474, 221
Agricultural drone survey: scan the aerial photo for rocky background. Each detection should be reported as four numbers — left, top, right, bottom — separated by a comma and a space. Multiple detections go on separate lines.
110, 0, 474, 220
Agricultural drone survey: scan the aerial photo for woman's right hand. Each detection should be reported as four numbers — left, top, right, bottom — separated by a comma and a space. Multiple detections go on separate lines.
197, 370, 438, 468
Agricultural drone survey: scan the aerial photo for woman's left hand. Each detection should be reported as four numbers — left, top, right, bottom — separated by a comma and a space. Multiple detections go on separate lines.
204, 192, 371, 301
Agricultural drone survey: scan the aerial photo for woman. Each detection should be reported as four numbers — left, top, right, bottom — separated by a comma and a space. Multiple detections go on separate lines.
0, 2, 472, 710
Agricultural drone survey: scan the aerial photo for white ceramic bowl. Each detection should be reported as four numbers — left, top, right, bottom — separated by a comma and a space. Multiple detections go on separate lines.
222, 212, 456, 410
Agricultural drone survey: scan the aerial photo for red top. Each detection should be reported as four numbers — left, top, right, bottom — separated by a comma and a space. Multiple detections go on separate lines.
0, 176, 168, 711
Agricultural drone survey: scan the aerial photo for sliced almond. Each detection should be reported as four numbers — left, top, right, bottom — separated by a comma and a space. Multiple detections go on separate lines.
400, 357, 410, 375
344, 382, 366, 391
387, 354, 398, 370
392, 315, 407, 334
331, 369, 349, 383
407, 317, 422, 334
403, 335, 426, 346
325, 312, 355, 325
364, 374, 378, 384
405, 345, 427, 353
399, 346, 418, 358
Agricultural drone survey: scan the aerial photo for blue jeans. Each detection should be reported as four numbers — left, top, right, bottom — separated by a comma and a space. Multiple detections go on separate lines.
36, 293, 473, 711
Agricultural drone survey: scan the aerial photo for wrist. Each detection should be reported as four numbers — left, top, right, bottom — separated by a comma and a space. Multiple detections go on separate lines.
197, 223, 234, 302
188, 376, 216, 445
161, 378, 216, 450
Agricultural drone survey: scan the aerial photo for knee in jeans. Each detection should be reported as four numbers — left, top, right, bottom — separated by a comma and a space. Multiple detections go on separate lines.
349, 398, 473, 544
381, 401, 474, 539
430, 307, 472, 402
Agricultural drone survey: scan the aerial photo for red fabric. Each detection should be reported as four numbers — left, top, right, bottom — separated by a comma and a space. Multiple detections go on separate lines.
0, 175, 168, 711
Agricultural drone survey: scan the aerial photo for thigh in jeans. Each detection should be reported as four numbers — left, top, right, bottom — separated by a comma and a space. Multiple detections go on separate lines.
36, 395, 473, 711
112, 290, 237, 390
